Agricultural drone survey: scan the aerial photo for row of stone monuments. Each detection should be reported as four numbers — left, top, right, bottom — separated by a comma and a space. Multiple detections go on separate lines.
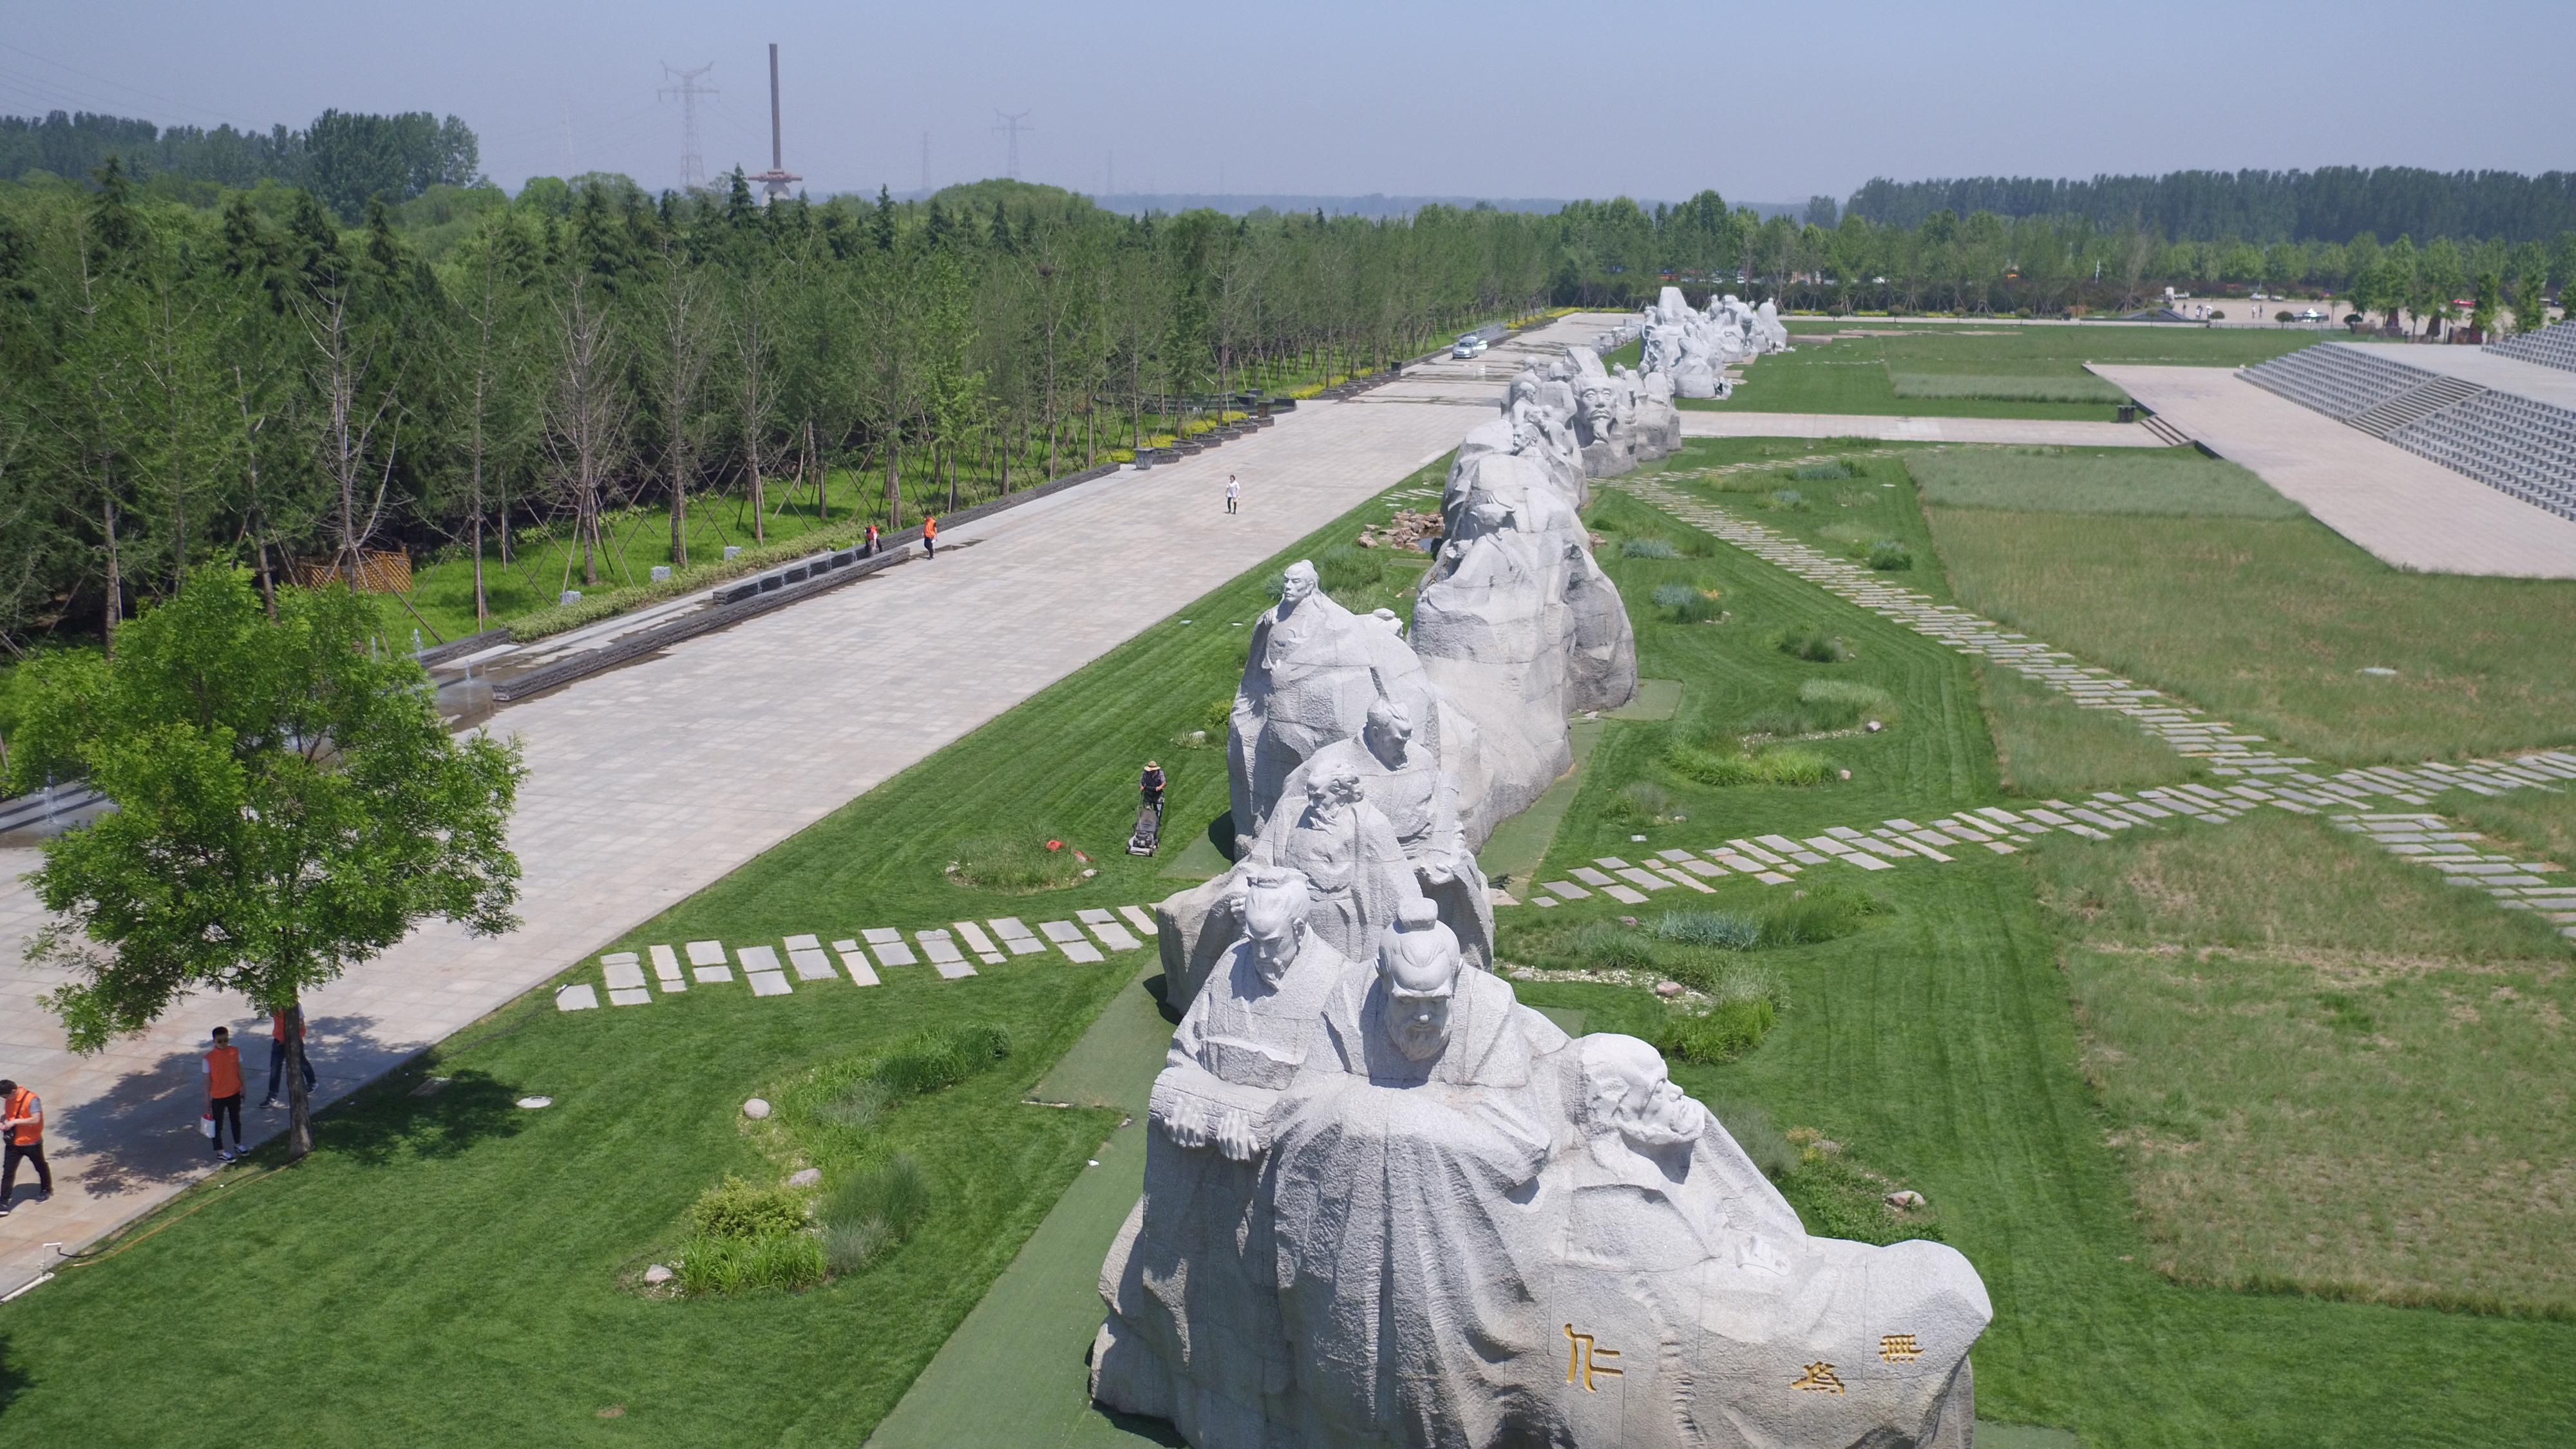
1103, 323, 1987, 1448
1640, 286, 1794, 400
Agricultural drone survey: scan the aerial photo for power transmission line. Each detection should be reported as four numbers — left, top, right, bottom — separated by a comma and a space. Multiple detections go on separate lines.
658, 62, 717, 193
992, 109, 1032, 182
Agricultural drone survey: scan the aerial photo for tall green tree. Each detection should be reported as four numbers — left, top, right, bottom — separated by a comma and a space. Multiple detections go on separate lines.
6, 567, 524, 1157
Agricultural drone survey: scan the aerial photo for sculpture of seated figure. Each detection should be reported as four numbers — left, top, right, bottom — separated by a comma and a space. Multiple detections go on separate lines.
1267, 900, 1572, 1449
1262, 696, 1494, 973
1095, 869, 1352, 1447
1247, 763, 1422, 970
1533, 1036, 1989, 1449
1230, 560, 1444, 845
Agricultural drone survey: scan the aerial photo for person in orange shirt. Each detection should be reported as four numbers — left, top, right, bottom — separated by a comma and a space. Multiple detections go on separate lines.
0, 1077, 50, 1213
204, 1026, 247, 1162
922, 515, 939, 560
261, 1009, 316, 1110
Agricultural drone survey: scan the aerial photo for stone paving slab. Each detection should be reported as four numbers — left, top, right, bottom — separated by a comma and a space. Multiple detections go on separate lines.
0, 310, 1630, 1289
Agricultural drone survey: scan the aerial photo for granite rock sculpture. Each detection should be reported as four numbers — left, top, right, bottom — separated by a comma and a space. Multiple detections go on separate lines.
1097, 896, 1993, 1449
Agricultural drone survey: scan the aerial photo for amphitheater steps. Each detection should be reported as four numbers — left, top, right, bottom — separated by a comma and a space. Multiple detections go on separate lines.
2349, 376, 2486, 438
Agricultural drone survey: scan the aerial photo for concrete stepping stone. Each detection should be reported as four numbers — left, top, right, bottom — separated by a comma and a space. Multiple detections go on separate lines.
833, 941, 881, 987
686, 940, 726, 966
1839, 851, 1894, 871
788, 942, 838, 981
1675, 858, 1726, 877
601, 955, 647, 991
1088, 920, 1144, 951
1542, 880, 1591, 900
737, 945, 792, 994
555, 983, 600, 1011
1616, 868, 1674, 892
1569, 866, 1616, 887
860, 927, 918, 967
1078, 908, 1116, 924
951, 921, 1007, 964
691, 954, 735, 985
1602, 884, 1649, 905
608, 987, 653, 1006
1653, 866, 1716, 894
649, 944, 686, 990
1117, 905, 1159, 936
1041, 919, 1106, 963
917, 930, 978, 980
989, 917, 1048, 954
1753, 871, 1792, 886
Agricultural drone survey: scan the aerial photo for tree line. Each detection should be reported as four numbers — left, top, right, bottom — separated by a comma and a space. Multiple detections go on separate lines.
0, 165, 1555, 654
1846, 167, 2576, 247
1, 108, 480, 222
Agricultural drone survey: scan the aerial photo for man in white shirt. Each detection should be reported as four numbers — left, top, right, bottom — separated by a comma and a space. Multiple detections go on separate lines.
1225, 475, 1241, 515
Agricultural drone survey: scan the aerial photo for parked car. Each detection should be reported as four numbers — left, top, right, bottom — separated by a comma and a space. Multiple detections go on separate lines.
1452, 333, 1489, 359
2298, 308, 2324, 323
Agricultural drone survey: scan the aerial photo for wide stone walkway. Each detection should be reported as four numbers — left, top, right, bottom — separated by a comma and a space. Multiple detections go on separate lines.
0, 314, 1617, 1291
2096, 365, 2576, 578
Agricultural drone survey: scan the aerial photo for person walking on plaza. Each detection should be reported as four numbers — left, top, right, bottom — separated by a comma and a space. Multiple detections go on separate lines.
922, 515, 939, 559
261, 1009, 314, 1110
205, 1026, 246, 1162
0, 1078, 50, 1214
1225, 474, 1241, 515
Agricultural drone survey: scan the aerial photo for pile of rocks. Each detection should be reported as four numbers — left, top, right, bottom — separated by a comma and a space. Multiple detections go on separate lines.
1355, 509, 1443, 551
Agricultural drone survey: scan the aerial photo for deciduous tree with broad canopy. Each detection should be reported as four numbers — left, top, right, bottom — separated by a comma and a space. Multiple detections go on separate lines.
5, 567, 524, 1158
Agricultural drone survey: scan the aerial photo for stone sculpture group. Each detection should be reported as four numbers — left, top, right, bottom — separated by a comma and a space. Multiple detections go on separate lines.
1639, 285, 1792, 401
1106, 315, 1985, 1448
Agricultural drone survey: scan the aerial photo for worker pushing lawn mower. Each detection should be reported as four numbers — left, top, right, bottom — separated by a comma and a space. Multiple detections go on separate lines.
1128, 760, 1166, 856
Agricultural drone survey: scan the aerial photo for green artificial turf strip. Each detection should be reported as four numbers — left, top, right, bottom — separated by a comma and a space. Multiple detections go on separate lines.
1924, 505, 2576, 764
1905, 447, 2306, 519
0, 461, 1453, 1448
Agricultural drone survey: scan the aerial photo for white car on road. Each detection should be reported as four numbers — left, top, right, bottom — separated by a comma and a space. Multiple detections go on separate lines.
1452, 333, 1489, 359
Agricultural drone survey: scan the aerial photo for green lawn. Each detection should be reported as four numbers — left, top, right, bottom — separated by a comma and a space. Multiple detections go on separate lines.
0, 464, 1448, 1448
1685, 325, 2320, 421
1923, 500, 2576, 764
15, 434, 2576, 1448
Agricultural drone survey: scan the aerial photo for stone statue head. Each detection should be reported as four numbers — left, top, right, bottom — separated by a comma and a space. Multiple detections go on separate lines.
1362, 695, 1414, 762
1238, 867, 1314, 986
1378, 898, 1461, 1062
1575, 1034, 1708, 1153
1305, 762, 1367, 819
1279, 561, 1319, 608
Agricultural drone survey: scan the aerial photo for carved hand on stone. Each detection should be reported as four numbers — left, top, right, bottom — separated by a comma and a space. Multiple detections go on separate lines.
1214, 1108, 1261, 1162
1162, 1094, 1211, 1149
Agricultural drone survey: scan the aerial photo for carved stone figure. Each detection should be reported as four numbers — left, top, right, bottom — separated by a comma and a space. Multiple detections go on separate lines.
1245, 763, 1422, 969
1229, 560, 1444, 845
1095, 869, 1351, 1446
1262, 696, 1493, 972
1265, 900, 1572, 1448
1530, 1036, 1989, 1448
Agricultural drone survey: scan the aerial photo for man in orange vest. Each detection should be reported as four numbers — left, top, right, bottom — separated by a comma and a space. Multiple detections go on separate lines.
922, 515, 939, 560
205, 1026, 247, 1162
0, 1077, 49, 1213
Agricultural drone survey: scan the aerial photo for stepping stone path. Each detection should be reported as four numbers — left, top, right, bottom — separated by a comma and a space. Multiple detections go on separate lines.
557, 907, 1170, 1009
1591, 476, 2576, 938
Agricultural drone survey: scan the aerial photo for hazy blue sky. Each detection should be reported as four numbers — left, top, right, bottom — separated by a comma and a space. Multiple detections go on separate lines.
7, 1, 2566, 204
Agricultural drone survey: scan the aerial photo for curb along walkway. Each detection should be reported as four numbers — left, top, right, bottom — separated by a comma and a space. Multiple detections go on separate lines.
0, 314, 1618, 1293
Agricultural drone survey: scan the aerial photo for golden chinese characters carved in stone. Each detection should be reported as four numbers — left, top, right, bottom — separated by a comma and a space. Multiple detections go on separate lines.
1563, 1325, 1624, 1392
1791, 1361, 1847, 1395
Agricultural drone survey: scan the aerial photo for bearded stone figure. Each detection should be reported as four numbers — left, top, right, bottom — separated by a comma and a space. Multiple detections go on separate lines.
1244, 763, 1422, 969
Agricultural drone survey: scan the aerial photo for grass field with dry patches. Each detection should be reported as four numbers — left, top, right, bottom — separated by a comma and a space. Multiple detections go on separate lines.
2035, 810, 2576, 1317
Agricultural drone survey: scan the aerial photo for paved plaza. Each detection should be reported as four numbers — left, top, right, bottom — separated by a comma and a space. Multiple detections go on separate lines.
0, 314, 1615, 1291
2096, 365, 2576, 578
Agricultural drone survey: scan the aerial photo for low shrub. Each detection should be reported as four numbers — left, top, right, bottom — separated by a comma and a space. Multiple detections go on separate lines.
1316, 544, 1388, 598
819, 1153, 935, 1274
1648, 582, 1725, 623
1651, 909, 1761, 950
1564, 920, 1661, 973
872, 1023, 1013, 1098
1790, 462, 1850, 482
1615, 779, 1681, 825
948, 835, 1086, 892
1665, 743, 1832, 788
677, 1228, 827, 1296
1649, 583, 1698, 612
1756, 883, 1884, 945
1795, 679, 1897, 730
815, 1078, 892, 1135
1653, 996, 1777, 1065
1202, 695, 1235, 740
687, 1177, 808, 1242
1777, 625, 1848, 663
1867, 540, 1913, 571
1620, 537, 1680, 559
1765, 488, 1809, 511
